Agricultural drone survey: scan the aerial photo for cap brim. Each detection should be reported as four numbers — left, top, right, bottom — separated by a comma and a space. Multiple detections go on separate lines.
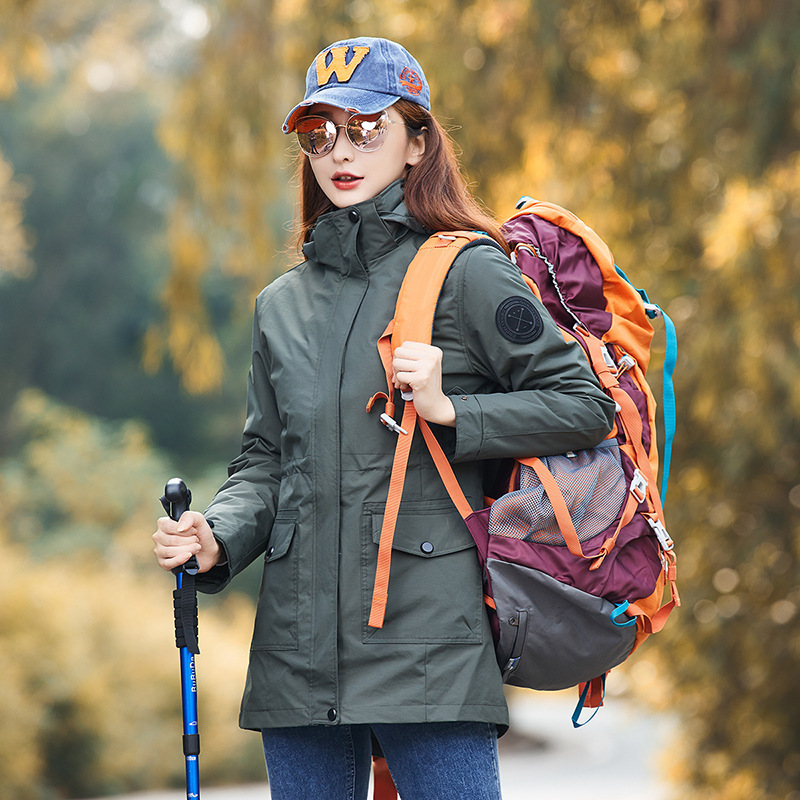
283, 88, 400, 133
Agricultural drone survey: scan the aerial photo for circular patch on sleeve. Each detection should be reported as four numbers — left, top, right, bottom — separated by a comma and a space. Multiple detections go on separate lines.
495, 296, 544, 344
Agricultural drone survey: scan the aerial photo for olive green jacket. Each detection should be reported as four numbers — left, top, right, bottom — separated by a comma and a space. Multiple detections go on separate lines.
198, 180, 616, 732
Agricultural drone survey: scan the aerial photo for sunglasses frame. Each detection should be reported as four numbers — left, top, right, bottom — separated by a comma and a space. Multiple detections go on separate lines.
295, 110, 404, 157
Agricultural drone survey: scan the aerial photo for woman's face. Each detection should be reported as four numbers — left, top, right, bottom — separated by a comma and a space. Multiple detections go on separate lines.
304, 103, 425, 208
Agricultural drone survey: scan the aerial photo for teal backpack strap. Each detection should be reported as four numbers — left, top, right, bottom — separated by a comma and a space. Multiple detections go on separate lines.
614, 266, 678, 507
650, 303, 677, 507
572, 675, 606, 728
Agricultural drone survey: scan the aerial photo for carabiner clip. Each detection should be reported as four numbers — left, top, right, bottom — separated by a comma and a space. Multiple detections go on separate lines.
380, 413, 408, 435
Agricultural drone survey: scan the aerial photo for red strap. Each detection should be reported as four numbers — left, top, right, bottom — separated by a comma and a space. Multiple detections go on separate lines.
578, 676, 606, 709
372, 757, 398, 800
577, 333, 620, 392
628, 597, 676, 635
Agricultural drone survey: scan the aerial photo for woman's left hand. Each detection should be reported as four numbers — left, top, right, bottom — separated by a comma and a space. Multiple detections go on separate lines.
392, 341, 456, 427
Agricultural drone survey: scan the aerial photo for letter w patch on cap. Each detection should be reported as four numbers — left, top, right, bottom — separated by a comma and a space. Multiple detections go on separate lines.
316, 45, 370, 86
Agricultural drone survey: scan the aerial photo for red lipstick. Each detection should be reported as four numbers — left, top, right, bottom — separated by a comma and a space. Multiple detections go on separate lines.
332, 171, 363, 190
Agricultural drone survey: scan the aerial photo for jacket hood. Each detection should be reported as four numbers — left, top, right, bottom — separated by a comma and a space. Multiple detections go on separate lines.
302, 180, 429, 275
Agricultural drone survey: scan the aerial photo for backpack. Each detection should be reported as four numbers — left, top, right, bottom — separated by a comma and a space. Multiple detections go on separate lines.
366, 198, 679, 728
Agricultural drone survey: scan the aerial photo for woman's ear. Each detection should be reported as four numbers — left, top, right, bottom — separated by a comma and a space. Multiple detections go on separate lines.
405, 128, 427, 167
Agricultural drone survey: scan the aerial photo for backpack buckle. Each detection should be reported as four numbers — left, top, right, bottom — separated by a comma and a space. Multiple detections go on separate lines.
630, 469, 648, 503
502, 656, 521, 677
380, 413, 408, 435
616, 354, 636, 375
647, 517, 674, 552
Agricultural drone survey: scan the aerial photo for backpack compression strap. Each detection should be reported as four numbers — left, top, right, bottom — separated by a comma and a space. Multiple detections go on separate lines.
372, 756, 398, 800
366, 232, 488, 629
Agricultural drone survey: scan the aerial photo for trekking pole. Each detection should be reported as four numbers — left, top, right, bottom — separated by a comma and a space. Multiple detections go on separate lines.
160, 478, 201, 800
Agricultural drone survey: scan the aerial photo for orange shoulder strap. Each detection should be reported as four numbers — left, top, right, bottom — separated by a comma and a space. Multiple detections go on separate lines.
391, 232, 484, 348
368, 232, 485, 630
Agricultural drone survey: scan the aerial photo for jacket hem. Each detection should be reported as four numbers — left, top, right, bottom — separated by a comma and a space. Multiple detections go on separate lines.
240, 703, 509, 732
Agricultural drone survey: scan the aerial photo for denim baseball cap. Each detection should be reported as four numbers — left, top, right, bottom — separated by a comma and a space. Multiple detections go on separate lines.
283, 37, 430, 133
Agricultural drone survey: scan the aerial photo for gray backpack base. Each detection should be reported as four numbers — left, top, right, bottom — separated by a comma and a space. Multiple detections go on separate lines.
489, 558, 637, 691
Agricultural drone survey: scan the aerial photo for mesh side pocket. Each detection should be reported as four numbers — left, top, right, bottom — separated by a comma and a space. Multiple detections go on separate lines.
489, 439, 626, 545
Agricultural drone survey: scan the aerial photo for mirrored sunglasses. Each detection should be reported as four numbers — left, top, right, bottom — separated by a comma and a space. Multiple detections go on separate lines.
295, 111, 403, 157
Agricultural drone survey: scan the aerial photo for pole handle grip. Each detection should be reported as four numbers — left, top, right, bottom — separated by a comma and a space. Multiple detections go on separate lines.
160, 478, 199, 575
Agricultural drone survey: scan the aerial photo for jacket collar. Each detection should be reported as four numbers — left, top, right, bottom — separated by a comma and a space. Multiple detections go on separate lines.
302, 180, 428, 275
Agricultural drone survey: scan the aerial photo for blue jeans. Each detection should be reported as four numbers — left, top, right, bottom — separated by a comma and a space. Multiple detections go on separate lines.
261, 721, 503, 800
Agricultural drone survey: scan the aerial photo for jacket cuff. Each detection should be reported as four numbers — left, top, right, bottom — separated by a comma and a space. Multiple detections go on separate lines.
194, 561, 231, 594
451, 393, 485, 462
194, 531, 232, 594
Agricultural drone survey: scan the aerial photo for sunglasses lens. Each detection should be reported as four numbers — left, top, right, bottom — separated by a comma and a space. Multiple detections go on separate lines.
295, 111, 390, 156
346, 112, 388, 151
295, 116, 336, 156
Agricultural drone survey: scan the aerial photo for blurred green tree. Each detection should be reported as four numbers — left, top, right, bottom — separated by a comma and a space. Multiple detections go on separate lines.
0, 0, 253, 469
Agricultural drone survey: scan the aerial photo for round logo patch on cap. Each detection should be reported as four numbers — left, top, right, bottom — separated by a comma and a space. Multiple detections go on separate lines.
399, 67, 423, 95
495, 296, 543, 344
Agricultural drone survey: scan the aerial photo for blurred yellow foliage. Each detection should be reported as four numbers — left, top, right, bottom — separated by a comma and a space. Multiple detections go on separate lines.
703, 179, 780, 271
0, 532, 263, 798
0, 151, 32, 278
143, 206, 225, 394
0, 391, 264, 798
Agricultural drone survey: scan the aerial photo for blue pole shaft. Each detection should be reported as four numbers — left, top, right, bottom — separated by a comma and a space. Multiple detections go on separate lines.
177, 571, 200, 799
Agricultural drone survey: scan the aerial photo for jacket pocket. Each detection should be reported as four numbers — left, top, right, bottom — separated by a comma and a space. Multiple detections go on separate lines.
361, 500, 483, 644
251, 510, 299, 651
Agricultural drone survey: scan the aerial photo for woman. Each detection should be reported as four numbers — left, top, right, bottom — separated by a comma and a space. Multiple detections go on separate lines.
154, 37, 616, 800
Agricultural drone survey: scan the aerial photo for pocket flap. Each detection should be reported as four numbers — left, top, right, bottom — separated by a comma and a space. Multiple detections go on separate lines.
367, 500, 474, 558
266, 513, 297, 562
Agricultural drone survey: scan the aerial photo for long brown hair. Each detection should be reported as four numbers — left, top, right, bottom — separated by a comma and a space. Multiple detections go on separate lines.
293, 100, 509, 254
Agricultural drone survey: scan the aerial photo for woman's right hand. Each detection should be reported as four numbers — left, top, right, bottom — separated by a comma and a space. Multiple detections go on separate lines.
153, 511, 222, 574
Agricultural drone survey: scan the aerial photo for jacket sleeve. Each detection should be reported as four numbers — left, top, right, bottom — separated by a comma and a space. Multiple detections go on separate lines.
437, 243, 617, 463
196, 297, 283, 593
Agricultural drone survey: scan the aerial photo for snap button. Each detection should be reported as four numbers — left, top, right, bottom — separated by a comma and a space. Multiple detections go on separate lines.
420, 541, 435, 554
267, 546, 275, 558
327, 708, 338, 722
460, 396, 468, 401
348, 208, 360, 222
